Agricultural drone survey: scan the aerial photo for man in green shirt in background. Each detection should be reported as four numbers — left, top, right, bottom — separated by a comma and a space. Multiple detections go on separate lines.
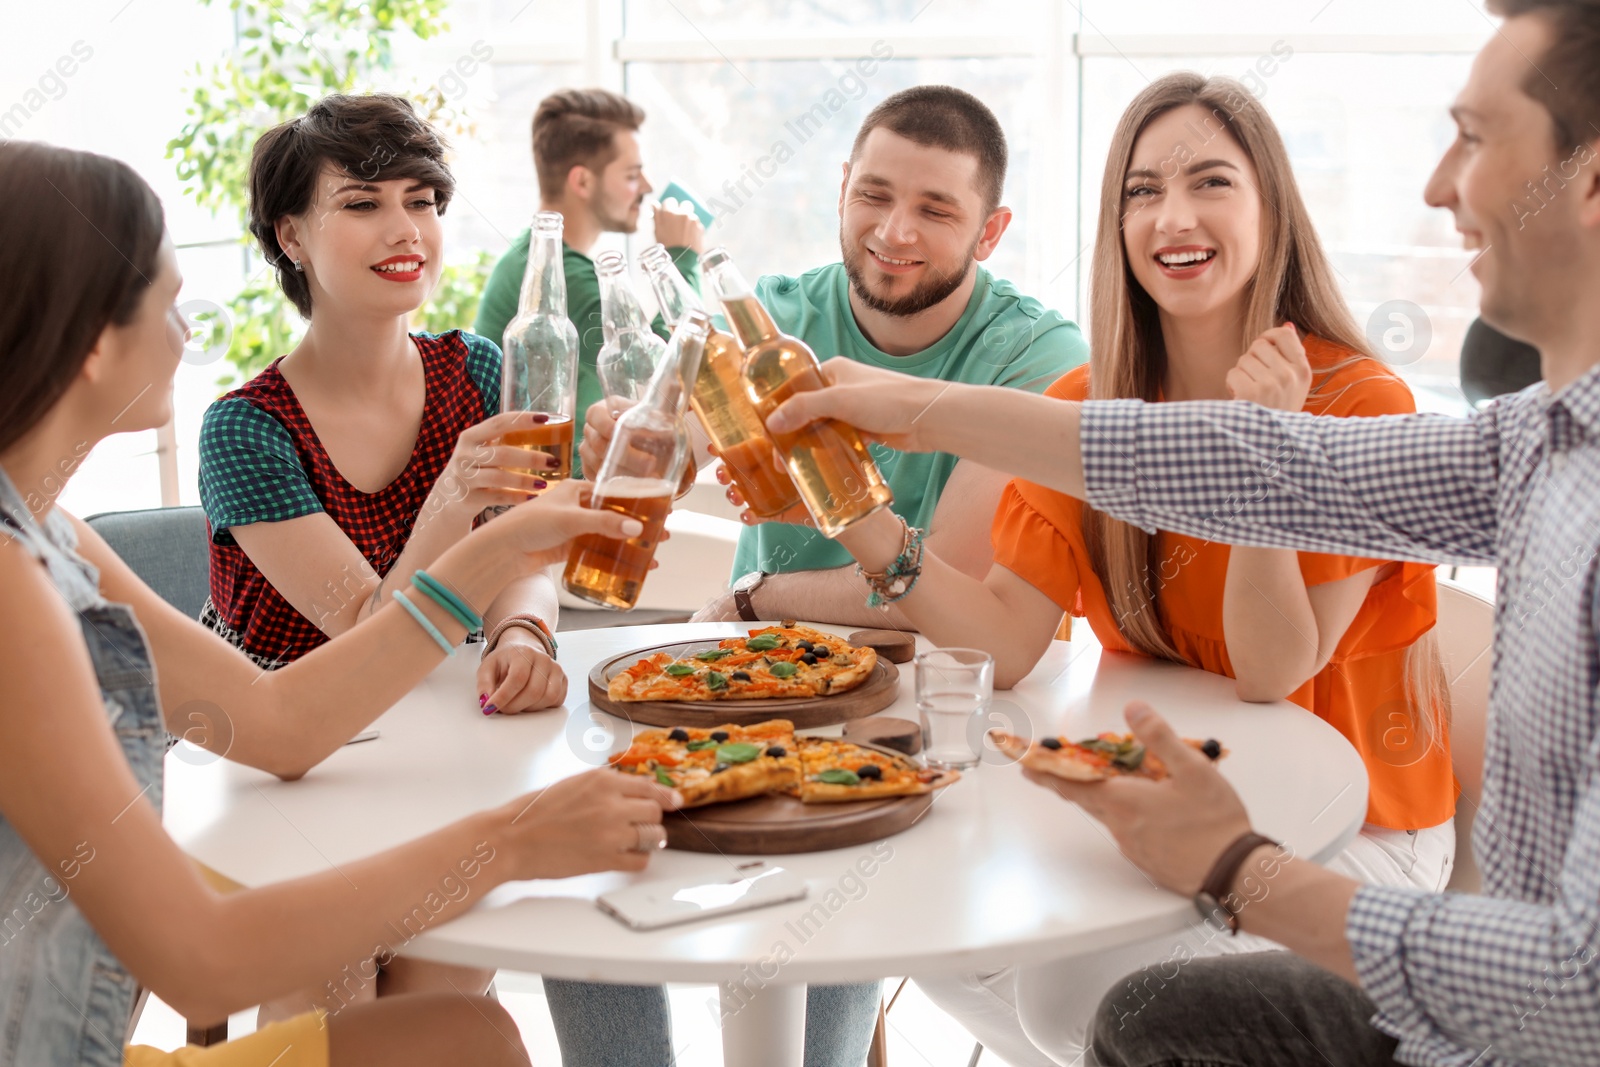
474, 87, 704, 473
584, 85, 1088, 630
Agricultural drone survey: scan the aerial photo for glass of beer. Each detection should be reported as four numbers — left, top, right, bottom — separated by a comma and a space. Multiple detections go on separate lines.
564, 312, 711, 610
500, 211, 579, 490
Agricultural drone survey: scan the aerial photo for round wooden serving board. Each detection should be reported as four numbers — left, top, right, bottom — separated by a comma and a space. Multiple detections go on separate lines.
665, 790, 934, 855
588, 638, 900, 729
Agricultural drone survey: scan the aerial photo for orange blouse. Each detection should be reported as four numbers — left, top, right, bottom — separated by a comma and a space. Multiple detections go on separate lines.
991, 341, 1454, 830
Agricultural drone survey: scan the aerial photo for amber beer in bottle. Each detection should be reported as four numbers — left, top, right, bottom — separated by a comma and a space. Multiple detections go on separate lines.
639, 244, 799, 518
499, 212, 579, 489
704, 248, 891, 537
564, 312, 710, 609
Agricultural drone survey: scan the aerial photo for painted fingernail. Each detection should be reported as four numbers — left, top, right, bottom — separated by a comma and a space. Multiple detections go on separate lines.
529, 412, 549, 424
621, 519, 644, 536
484, 704, 498, 715
532, 479, 548, 489
478, 693, 487, 706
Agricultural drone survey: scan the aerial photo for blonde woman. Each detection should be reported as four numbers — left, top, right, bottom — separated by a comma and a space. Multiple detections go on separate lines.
750, 73, 1456, 1065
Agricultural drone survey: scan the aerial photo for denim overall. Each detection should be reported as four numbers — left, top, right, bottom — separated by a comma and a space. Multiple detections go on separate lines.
0, 471, 165, 1066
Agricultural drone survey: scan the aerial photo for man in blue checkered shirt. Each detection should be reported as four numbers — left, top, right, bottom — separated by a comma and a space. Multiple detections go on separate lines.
760, 3, 1600, 1061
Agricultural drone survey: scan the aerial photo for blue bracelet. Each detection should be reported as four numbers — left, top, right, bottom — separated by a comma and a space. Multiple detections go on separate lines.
392, 589, 456, 656
411, 571, 483, 632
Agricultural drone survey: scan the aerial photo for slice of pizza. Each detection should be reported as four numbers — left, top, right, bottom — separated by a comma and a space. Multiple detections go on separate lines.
793, 736, 960, 803
609, 719, 800, 808
606, 622, 878, 703
989, 730, 1226, 782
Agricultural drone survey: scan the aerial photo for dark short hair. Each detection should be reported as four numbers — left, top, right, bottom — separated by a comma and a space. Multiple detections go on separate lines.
850, 85, 1008, 211
0, 142, 165, 453
1487, 0, 1600, 153
532, 88, 646, 201
248, 93, 455, 318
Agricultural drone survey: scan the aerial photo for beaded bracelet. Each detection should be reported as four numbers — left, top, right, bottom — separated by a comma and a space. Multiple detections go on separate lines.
854, 515, 926, 608
410, 571, 483, 632
392, 589, 456, 656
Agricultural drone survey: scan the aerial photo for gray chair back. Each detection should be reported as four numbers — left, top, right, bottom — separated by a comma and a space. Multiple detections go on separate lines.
84, 506, 211, 619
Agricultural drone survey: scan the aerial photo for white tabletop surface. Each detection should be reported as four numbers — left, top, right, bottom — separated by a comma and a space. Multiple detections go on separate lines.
164, 622, 1368, 985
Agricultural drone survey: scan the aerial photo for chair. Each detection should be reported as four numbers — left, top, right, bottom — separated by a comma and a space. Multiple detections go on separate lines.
1459, 317, 1541, 406
84, 506, 211, 619
86, 507, 226, 1047
1434, 576, 1494, 892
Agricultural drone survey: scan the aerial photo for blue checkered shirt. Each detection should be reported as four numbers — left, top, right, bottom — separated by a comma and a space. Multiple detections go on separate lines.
1080, 366, 1600, 1067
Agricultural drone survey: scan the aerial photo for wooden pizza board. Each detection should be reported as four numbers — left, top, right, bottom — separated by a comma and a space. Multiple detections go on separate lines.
664, 791, 934, 855
588, 638, 900, 729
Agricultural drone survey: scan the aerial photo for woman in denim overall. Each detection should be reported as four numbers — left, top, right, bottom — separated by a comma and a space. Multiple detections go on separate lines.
0, 142, 676, 1066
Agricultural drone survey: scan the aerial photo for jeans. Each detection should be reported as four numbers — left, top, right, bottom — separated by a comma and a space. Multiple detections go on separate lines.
1090, 952, 1400, 1066
543, 978, 883, 1067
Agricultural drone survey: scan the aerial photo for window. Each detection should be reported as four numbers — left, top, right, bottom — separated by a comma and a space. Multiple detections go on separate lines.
17, 0, 1496, 515
625, 55, 1034, 282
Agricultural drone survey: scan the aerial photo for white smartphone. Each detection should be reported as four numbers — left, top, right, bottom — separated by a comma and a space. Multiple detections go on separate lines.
597, 862, 808, 931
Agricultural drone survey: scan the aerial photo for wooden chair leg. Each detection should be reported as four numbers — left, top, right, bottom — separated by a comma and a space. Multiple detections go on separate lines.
187, 1019, 229, 1046
867, 996, 889, 1067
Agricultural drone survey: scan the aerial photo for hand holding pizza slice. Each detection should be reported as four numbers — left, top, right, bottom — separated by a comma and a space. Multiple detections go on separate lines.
989, 728, 1226, 782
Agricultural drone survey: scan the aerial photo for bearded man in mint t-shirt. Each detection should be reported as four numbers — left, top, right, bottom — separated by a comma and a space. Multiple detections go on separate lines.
582, 84, 1088, 631
566, 85, 1083, 1067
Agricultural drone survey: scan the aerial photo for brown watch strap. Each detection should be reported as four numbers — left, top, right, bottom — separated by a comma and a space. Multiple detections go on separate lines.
733, 572, 766, 623
1198, 831, 1278, 930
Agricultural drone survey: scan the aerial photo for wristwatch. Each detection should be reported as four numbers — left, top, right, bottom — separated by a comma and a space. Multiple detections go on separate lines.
1193, 831, 1278, 935
731, 571, 770, 623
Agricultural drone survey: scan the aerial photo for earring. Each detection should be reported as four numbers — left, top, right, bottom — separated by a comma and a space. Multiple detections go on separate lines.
292, 259, 305, 272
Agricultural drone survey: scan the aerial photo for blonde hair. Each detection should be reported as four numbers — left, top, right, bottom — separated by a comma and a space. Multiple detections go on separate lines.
1084, 72, 1447, 744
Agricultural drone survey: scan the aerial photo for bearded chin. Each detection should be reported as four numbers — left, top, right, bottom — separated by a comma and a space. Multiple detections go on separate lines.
601, 198, 642, 234
841, 231, 976, 318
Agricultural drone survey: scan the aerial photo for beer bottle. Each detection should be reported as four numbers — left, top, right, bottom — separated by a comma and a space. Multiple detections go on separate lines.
594, 249, 696, 498
563, 311, 711, 610
595, 250, 666, 402
704, 247, 892, 538
500, 211, 578, 489
639, 244, 800, 519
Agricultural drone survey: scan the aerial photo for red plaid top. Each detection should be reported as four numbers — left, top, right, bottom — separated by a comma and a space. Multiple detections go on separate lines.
197, 330, 501, 668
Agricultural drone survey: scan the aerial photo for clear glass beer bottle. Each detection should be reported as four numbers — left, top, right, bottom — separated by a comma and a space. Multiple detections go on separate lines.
639, 244, 799, 519
594, 250, 696, 497
563, 311, 711, 610
704, 247, 892, 538
499, 211, 578, 488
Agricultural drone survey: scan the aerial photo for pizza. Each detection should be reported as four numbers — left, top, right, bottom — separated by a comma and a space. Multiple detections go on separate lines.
792, 736, 960, 803
608, 719, 961, 807
607, 623, 878, 703
608, 720, 800, 808
988, 730, 1226, 782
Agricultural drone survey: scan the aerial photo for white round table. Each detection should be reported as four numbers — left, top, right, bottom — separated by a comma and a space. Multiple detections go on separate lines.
164, 622, 1368, 1066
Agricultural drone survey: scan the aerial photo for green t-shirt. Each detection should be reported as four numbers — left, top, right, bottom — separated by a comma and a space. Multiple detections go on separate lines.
730, 262, 1088, 579
474, 230, 700, 477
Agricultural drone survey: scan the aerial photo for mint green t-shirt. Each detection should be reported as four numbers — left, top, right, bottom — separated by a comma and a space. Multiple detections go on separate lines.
730, 262, 1088, 579
474, 230, 700, 476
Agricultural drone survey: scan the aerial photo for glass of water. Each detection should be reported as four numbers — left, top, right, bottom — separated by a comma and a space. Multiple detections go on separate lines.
915, 648, 993, 770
